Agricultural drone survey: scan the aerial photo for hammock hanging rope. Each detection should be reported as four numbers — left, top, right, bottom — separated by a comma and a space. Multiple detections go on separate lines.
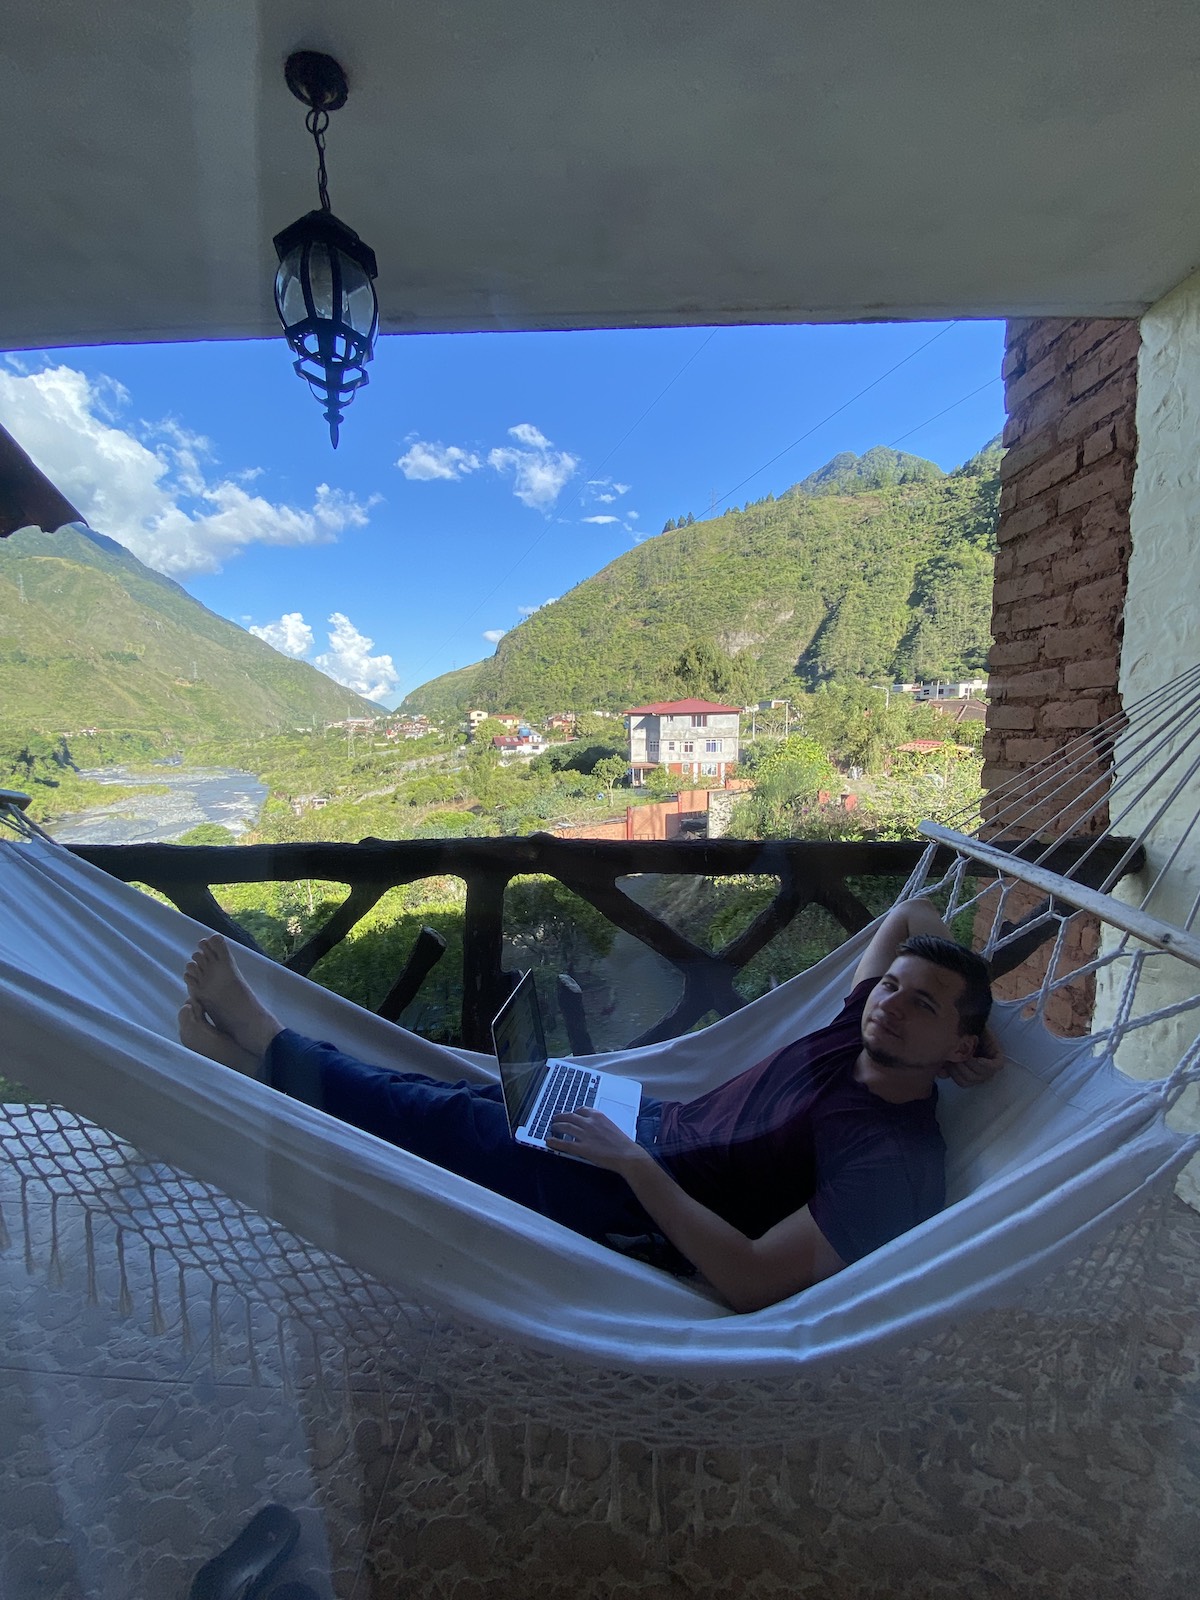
1, 666, 1199, 1394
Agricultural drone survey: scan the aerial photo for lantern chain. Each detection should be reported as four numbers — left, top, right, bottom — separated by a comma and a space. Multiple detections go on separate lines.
305, 107, 332, 213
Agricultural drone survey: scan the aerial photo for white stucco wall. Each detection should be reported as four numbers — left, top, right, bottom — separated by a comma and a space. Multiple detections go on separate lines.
1094, 266, 1200, 1207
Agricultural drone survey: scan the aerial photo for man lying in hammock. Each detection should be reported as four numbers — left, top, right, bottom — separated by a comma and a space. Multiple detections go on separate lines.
179, 898, 1001, 1313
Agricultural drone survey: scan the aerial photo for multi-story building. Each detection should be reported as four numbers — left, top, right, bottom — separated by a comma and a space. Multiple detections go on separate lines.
626, 699, 742, 784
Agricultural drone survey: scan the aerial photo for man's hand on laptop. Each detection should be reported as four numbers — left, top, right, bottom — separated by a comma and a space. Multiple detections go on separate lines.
546, 1108, 647, 1176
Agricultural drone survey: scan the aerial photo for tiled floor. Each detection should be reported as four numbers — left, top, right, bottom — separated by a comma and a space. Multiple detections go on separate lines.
0, 1117, 1197, 1599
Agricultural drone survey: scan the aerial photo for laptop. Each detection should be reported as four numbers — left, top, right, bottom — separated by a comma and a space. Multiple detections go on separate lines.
491, 971, 642, 1152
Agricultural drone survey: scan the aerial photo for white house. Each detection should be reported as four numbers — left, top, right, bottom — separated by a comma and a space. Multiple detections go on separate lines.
626, 699, 742, 785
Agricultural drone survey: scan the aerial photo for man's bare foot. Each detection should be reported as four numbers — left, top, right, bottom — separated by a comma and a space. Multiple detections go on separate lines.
177, 998, 263, 1078
183, 935, 283, 1060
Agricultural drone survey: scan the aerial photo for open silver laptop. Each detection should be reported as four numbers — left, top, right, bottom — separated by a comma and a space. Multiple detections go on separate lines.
491, 971, 641, 1152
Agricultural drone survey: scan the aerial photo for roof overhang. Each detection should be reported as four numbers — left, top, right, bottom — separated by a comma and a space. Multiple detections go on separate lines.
7, 0, 1200, 351
0, 422, 85, 537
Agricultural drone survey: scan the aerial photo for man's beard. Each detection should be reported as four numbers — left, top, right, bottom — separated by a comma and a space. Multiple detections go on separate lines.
863, 1041, 906, 1069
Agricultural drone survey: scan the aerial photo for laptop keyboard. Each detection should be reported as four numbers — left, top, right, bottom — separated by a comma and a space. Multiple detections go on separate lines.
528, 1062, 599, 1141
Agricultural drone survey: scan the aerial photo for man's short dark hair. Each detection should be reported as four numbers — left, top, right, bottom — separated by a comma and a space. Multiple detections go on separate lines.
896, 935, 993, 1038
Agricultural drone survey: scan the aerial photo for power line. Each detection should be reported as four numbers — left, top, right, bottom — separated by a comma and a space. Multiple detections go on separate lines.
580, 329, 718, 488
711, 322, 959, 511
887, 376, 1002, 447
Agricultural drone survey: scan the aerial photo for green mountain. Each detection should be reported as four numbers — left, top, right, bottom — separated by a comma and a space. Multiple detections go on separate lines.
404, 444, 999, 719
0, 525, 379, 741
798, 445, 945, 497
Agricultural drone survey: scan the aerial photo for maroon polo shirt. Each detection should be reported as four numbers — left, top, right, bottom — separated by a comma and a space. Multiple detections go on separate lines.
655, 979, 946, 1264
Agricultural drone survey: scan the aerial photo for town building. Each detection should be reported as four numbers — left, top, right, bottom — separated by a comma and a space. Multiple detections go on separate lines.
916, 679, 988, 701
626, 699, 741, 785
925, 696, 988, 725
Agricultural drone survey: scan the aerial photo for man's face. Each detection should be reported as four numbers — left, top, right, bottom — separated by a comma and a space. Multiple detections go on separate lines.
861, 955, 976, 1073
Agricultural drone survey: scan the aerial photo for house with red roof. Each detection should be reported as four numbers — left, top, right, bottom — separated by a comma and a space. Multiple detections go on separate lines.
626, 698, 742, 785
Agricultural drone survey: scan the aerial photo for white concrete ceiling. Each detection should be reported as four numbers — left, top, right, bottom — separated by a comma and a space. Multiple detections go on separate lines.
6, 0, 1200, 350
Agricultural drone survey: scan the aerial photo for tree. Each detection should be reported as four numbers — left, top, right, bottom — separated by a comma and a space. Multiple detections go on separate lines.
470, 716, 509, 746
573, 711, 621, 742
644, 764, 677, 799
463, 744, 503, 809
731, 734, 836, 838
175, 822, 237, 847
593, 755, 628, 802
754, 734, 834, 793
672, 639, 753, 705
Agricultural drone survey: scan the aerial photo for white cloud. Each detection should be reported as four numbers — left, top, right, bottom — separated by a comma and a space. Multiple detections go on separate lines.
508, 422, 552, 449
586, 477, 632, 504
393, 420, 578, 512
482, 628, 507, 644
396, 439, 483, 480
0, 364, 374, 577
245, 608, 399, 702
249, 612, 314, 657
314, 613, 399, 702
517, 597, 557, 616
582, 514, 619, 525
488, 433, 578, 511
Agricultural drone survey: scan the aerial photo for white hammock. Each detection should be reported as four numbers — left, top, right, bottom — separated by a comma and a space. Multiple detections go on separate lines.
3, 664, 1200, 1429
0, 830, 1194, 1387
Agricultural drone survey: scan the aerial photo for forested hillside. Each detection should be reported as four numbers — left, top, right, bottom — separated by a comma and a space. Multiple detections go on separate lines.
0, 525, 378, 741
406, 442, 1000, 717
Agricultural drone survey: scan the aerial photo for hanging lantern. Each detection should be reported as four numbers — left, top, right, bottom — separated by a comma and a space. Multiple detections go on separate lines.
273, 52, 379, 448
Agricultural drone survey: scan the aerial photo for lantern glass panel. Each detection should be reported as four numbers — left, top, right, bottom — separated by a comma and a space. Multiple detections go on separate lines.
305, 243, 335, 319
340, 256, 377, 339
274, 247, 306, 328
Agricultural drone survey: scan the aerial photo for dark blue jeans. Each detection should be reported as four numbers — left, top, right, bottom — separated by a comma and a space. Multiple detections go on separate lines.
264, 1029, 688, 1268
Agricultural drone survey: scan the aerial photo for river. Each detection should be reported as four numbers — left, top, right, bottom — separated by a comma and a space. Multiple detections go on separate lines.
48, 766, 268, 846
46, 769, 685, 1045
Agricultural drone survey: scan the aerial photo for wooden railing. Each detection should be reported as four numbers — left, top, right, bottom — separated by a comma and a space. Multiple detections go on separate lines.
69, 834, 1139, 1052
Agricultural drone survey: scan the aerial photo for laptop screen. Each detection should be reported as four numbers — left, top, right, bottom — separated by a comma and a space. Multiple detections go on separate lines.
491, 971, 548, 1129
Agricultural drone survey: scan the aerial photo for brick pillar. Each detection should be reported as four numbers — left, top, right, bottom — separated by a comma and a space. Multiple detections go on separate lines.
983, 318, 1139, 1033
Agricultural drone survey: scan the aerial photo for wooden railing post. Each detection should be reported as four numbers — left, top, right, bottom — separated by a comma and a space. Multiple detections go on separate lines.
460, 866, 512, 1051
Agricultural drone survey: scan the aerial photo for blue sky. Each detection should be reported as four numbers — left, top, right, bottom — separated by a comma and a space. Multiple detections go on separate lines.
0, 320, 1005, 707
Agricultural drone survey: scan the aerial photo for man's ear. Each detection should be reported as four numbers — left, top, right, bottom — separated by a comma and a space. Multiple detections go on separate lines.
946, 1032, 978, 1067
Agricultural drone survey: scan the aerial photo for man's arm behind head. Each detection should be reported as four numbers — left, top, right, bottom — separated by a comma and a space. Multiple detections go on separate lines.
852, 898, 963, 989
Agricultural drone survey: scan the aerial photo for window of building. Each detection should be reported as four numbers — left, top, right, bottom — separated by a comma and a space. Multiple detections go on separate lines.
690, 714, 708, 728
705, 739, 721, 753
667, 741, 676, 753
683, 741, 694, 754
702, 762, 717, 776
